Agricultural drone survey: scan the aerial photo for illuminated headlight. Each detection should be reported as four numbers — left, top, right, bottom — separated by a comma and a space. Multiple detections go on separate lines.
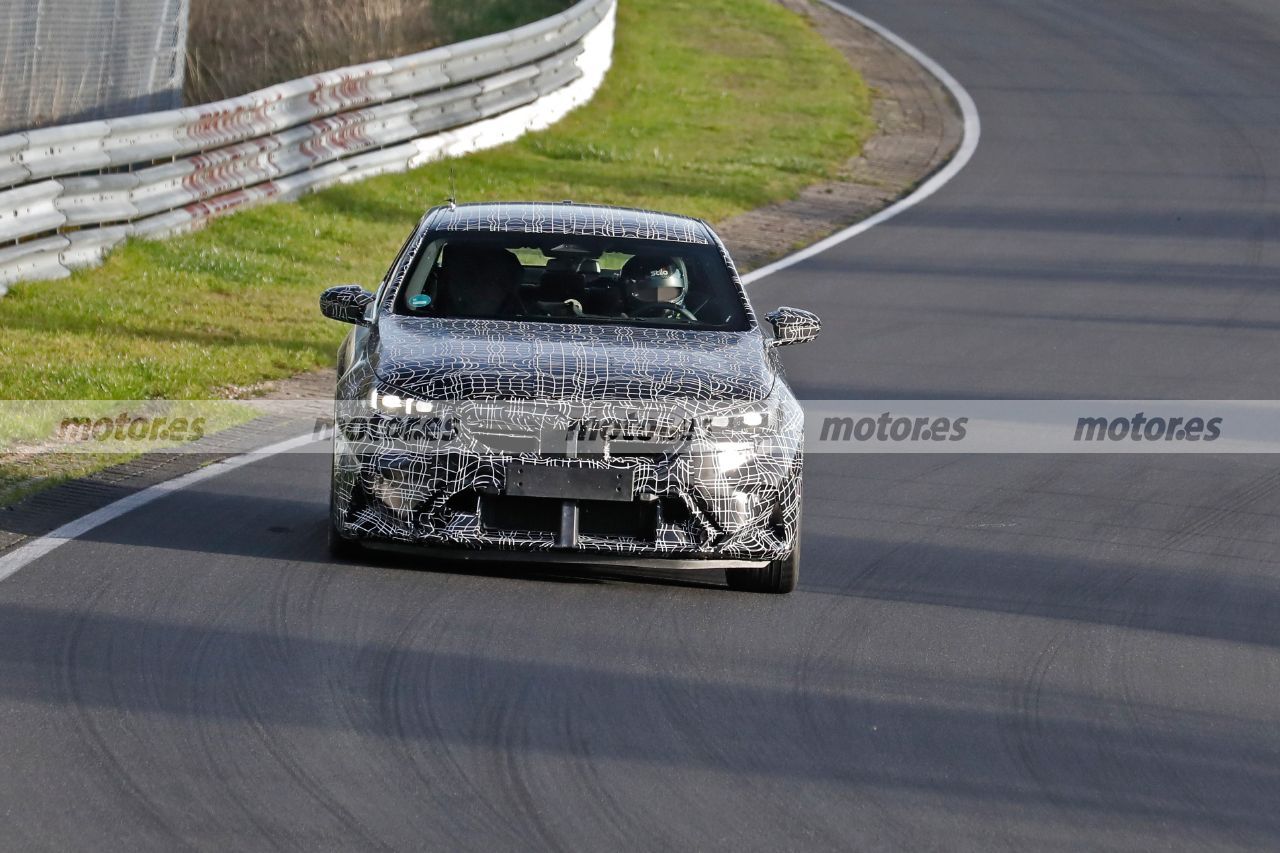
715, 442, 754, 473
706, 409, 770, 431
369, 388, 437, 416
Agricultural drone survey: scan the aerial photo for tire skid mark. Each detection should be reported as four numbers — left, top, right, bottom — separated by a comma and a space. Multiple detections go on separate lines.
61, 575, 189, 844
644, 597, 849, 849
789, 588, 916, 848
380, 576, 555, 847
209, 561, 390, 850
183, 578, 288, 848
1161, 471, 1280, 551
375, 578, 501, 848
495, 679, 570, 853
998, 460, 1139, 823
1113, 628, 1222, 851
547, 592, 673, 849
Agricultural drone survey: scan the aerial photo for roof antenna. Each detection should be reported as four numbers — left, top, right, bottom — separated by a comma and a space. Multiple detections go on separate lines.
447, 167, 457, 210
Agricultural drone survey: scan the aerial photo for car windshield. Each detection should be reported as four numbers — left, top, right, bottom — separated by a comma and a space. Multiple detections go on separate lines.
393, 234, 750, 331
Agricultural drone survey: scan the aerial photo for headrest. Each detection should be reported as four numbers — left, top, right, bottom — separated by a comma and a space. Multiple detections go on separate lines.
442, 245, 523, 315
535, 269, 586, 302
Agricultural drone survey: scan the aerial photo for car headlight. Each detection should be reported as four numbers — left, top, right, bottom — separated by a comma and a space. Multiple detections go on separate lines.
715, 441, 753, 473
705, 408, 771, 432
369, 388, 438, 416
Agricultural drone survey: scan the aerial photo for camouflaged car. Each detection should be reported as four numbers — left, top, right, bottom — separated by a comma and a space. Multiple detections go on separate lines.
321, 202, 820, 593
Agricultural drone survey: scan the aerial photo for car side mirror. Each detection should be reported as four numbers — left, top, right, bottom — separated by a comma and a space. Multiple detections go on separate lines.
765, 307, 821, 347
320, 285, 374, 326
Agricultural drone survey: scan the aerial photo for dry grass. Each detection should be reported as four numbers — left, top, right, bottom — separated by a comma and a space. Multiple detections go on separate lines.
184, 0, 570, 104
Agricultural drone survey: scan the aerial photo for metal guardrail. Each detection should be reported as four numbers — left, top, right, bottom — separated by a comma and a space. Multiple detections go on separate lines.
0, 0, 615, 295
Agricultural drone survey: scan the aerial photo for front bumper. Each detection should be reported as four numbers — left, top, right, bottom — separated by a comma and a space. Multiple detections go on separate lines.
331, 439, 801, 564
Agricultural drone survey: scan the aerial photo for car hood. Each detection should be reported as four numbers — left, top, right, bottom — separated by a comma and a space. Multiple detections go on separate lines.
372, 317, 774, 403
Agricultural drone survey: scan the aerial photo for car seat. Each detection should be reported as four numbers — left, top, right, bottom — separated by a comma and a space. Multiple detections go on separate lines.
440, 245, 525, 317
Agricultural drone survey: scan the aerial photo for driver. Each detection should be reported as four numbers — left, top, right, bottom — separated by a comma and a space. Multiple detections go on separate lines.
619, 255, 688, 317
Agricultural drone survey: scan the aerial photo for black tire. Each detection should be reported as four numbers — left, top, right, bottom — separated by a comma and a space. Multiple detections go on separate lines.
726, 478, 802, 594
328, 518, 364, 561
725, 540, 799, 594
328, 450, 364, 561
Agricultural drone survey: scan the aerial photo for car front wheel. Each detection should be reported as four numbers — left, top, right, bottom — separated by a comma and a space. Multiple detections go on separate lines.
726, 488, 801, 594
725, 544, 799, 594
328, 518, 363, 560
328, 452, 363, 561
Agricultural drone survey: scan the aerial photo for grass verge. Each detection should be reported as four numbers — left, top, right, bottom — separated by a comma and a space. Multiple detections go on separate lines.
0, 0, 871, 503
0, 401, 259, 507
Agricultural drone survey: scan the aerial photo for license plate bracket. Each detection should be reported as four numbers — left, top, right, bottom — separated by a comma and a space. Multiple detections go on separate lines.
505, 464, 634, 502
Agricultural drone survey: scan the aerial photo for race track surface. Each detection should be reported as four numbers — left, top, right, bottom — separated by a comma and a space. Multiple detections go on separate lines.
4, 0, 1280, 848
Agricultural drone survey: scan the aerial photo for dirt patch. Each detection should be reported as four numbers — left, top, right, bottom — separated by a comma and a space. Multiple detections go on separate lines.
717, 0, 964, 271
222, 369, 337, 406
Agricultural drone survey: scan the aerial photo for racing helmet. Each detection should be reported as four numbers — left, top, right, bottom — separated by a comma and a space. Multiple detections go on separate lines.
620, 255, 687, 308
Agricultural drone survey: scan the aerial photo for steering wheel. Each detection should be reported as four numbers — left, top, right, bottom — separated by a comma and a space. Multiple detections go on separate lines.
630, 301, 699, 322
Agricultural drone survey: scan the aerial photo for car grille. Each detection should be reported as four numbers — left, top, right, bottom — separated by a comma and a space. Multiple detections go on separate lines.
479, 495, 658, 542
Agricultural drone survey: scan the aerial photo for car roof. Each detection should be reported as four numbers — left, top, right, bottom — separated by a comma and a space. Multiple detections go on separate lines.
425, 202, 713, 245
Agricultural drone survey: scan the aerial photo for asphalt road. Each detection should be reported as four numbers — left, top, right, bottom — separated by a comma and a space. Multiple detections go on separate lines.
4, 0, 1280, 849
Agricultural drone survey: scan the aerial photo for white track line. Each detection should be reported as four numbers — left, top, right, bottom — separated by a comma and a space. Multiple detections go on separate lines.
0, 432, 319, 583
0, 4, 980, 581
742, 0, 981, 285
